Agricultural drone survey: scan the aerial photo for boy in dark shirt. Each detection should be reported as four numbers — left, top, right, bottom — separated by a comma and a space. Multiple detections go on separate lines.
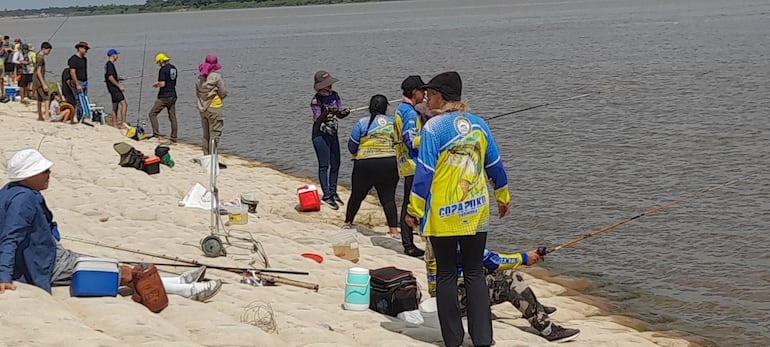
104, 49, 127, 129
149, 52, 178, 141
67, 41, 91, 122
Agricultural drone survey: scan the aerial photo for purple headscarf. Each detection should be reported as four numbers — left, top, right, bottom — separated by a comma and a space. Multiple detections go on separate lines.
199, 54, 221, 77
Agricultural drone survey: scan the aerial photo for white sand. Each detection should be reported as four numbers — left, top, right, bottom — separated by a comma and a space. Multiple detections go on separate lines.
0, 101, 696, 347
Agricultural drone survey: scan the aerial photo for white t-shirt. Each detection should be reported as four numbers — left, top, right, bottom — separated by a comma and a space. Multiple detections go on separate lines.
49, 100, 61, 121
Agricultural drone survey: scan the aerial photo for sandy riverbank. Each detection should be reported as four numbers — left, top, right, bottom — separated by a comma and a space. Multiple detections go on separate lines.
0, 101, 700, 347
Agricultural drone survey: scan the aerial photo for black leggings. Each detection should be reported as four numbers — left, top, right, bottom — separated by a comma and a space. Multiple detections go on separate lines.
399, 175, 416, 249
344, 157, 399, 227
432, 233, 492, 347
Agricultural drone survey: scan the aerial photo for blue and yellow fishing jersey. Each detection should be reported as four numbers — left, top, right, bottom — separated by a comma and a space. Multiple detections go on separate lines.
408, 111, 510, 237
348, 114, 397, 160
394, 101, 421, 177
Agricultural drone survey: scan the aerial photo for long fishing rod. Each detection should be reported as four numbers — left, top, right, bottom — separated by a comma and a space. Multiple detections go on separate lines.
349, 98, 400, 113
123, 68, 197, 80
538, 175, 750, 255
135, 35, 148, 125
47, 16, 69, 42
62, 235, 320, 291
484, 86, 612, 121
62, 236, 303, 276
120, 261, 309, 276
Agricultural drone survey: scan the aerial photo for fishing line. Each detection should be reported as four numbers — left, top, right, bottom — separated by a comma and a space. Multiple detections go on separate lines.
47, 16, 69, 42
538, 174, 754, 256
484, 86, 613, 121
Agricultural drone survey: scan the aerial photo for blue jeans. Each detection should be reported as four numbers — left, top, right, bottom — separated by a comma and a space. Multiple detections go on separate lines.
312, 133, 340, 200
71, 81, 91, 121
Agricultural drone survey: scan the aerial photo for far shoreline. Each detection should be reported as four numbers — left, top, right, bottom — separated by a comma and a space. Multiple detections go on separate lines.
0, 0, 390, 19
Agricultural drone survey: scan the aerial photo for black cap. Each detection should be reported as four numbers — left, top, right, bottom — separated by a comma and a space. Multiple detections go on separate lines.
421, 71, 462, 102
400, 75, 425, 92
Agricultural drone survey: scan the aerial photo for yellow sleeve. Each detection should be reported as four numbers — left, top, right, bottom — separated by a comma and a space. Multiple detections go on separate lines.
494, 185, 510, 205
407, 192, 425, 219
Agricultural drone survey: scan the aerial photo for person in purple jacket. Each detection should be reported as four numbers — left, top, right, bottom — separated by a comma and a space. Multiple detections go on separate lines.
310, 70, 350, 210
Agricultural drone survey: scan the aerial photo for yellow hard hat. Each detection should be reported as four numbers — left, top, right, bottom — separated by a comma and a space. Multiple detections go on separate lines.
155, 53, 170, 63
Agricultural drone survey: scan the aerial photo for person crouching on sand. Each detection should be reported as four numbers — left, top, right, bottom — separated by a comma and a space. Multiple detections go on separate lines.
48, 92, 74, 123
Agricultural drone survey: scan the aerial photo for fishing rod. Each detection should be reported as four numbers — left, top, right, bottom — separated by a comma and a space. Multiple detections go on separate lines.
349, 98, 401, 113
135, 35, 148, 124
120, 261, 309, 276
484, 86, 612, 121
123, 68, 198, 80
62, 235, 320, 291
47, 16, 69, 42
537, 175, 750, 256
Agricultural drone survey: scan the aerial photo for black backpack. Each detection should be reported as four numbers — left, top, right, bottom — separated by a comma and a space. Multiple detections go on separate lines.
113, 142, 145, 171
369, 266, 421, 316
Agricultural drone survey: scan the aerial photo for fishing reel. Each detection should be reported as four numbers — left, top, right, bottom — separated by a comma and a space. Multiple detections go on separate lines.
536, 246, 549, 257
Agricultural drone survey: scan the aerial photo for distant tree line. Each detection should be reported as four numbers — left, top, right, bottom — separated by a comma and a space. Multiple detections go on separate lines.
1, 0, 381, 17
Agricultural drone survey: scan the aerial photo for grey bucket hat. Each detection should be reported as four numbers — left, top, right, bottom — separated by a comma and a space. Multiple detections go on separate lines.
313, 70, 339, 91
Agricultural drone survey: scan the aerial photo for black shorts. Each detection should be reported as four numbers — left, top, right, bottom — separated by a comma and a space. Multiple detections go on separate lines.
109, 88, 125, 103
3, 64, 13, 73
18, 74, 33, 87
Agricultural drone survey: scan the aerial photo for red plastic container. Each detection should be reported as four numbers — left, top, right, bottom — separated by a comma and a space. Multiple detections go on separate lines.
297, 185, 321, 212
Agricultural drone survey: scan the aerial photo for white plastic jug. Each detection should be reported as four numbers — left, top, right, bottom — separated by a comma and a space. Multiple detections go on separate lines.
344, 267, 370, 311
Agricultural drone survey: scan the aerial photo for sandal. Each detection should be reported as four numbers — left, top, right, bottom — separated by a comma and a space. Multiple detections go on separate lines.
387, 232, 401, 240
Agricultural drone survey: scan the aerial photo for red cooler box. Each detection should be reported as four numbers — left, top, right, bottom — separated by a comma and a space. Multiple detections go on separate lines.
297, 185, 321, 212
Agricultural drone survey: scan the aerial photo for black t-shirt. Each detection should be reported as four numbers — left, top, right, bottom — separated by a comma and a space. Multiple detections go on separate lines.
67, 54, 87, 82
60, 67, 76, 104
104, 61, 119, 92
157, 64, 177, 99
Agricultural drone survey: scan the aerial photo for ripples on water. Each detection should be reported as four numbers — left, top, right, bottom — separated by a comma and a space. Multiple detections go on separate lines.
12, 0, 769, 345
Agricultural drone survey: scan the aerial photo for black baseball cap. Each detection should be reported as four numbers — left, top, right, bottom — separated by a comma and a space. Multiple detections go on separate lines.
400, 75, 425, 92
421, 71, 462, 102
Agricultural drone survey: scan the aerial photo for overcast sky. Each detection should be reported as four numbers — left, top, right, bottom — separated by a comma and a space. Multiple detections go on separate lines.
4, 0, 144, 10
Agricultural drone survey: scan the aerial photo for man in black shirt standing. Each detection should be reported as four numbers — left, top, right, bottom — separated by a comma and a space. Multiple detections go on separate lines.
149, 52, 178, 142
68, 41, 91, 122
105, 49, 128, 129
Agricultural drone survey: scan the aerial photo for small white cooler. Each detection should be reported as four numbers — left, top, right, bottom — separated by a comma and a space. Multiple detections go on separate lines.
70, 257, 120, 297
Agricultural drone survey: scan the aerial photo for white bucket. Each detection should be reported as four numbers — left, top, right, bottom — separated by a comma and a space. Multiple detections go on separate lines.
419, 297, 440, 329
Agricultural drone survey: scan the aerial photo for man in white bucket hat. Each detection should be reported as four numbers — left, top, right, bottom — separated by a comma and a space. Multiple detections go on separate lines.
0, 149, 56, 293
0, 149, 222, 301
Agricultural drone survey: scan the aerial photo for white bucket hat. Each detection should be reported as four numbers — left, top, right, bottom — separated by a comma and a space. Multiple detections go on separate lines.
7, 149, 53, 182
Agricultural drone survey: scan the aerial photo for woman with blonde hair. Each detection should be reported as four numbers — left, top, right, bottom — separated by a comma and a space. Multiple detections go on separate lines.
406, 71, 512, 347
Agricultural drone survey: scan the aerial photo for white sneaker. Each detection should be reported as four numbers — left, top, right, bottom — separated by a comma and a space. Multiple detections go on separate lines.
189, 280, 222, 302
180, 266, 207, 284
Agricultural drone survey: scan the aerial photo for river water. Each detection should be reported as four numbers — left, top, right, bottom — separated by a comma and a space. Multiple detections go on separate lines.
10, 0, 770, 345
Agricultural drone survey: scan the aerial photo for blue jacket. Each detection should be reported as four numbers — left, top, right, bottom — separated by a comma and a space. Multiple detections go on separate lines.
0, 183, 57, 293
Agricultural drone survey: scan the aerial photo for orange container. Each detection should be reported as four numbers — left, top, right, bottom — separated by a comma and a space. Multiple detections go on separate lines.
143, 156, 161, 175
297, 185, 321, 212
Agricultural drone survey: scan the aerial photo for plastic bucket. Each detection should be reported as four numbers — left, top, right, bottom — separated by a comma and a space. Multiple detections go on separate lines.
226, 204, 248, 225
344, 267, 370, 311
420, 297, 440, 329
329, 230, 359, 263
